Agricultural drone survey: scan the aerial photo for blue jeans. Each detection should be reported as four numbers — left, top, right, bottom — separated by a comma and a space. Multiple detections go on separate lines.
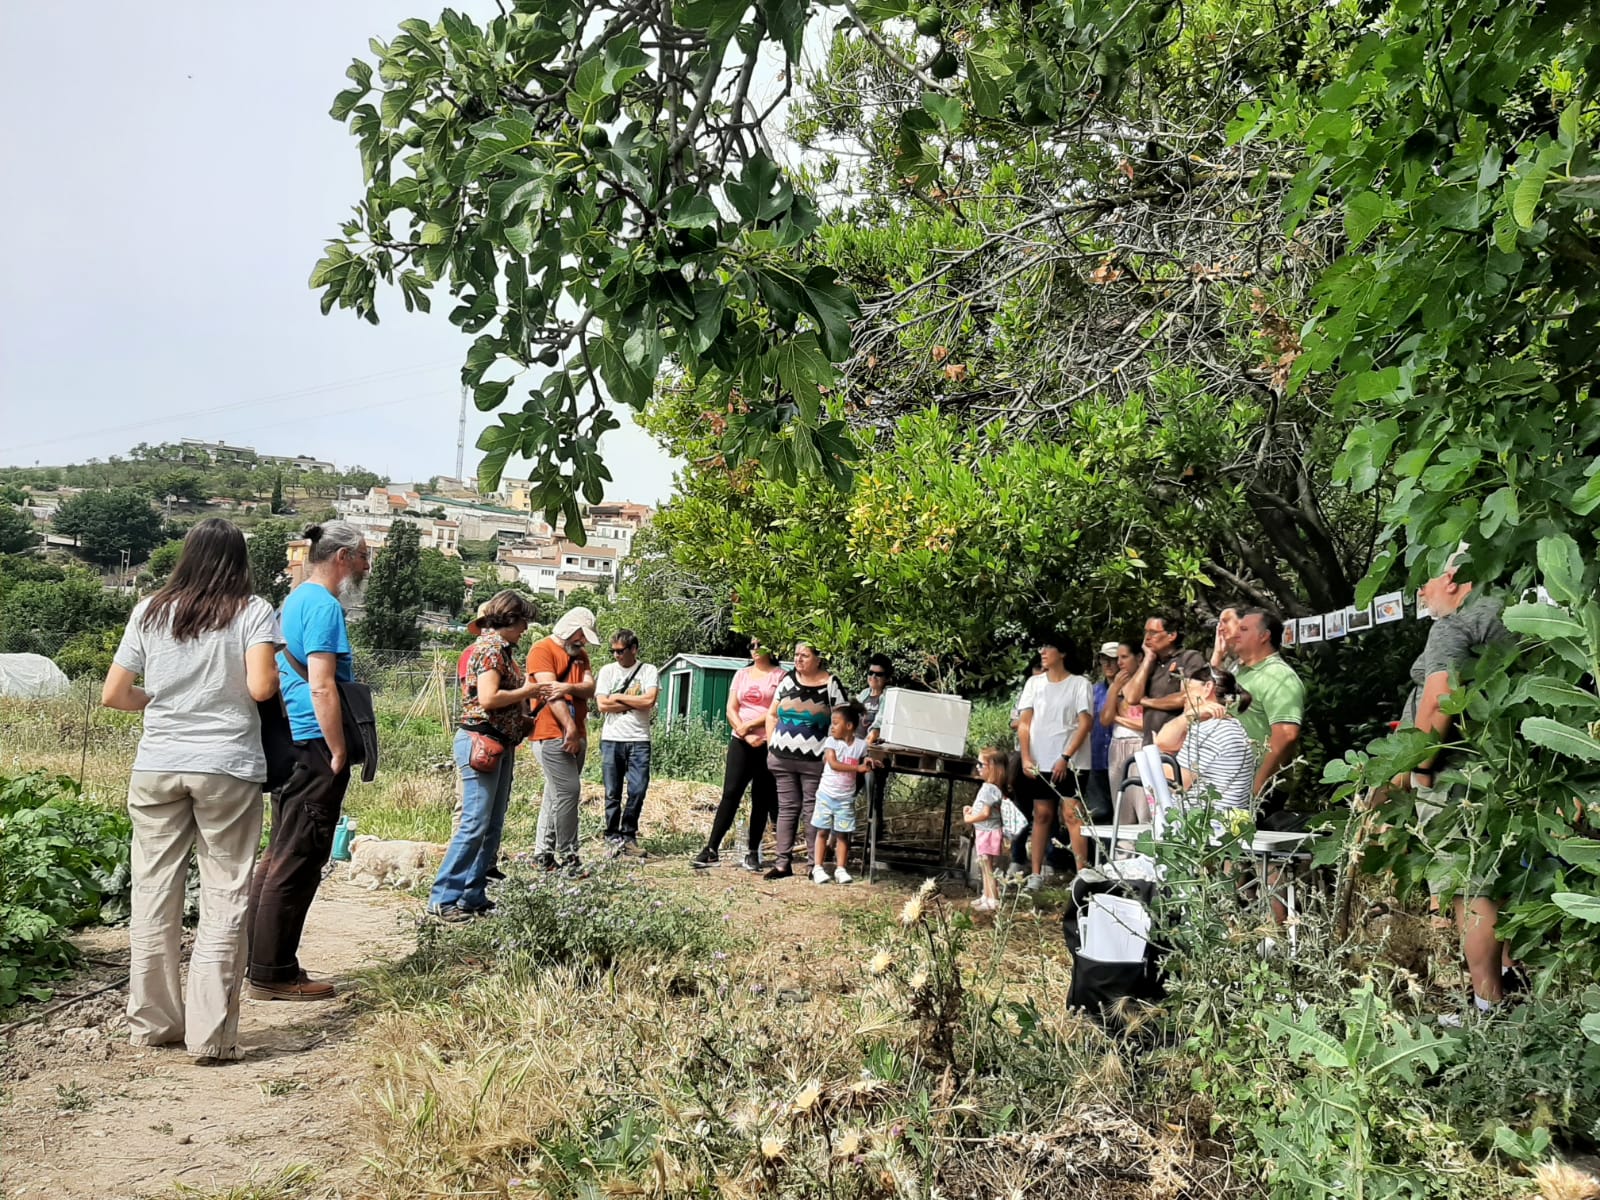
430, 729, 515, 912
601, 740, 651, 841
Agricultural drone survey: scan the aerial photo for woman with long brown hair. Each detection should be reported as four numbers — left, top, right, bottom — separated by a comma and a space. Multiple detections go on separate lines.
102, 517, 280, 1062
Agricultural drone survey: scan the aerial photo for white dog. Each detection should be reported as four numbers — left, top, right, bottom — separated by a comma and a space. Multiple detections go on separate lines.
346, 836, 446, 891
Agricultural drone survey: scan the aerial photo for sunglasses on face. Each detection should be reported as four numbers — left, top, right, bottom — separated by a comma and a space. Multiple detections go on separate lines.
611, 646, 629, 655
868, 670, 887, 678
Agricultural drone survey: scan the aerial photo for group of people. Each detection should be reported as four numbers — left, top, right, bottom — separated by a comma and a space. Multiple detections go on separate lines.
433, 592, 663, 920
986, 608, 1307, 896
99, 512, 1515, 1063
103, 518, 372, 1063
690, 643, 894, 884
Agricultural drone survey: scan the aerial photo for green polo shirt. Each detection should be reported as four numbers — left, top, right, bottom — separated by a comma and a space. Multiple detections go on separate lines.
1236, 653, 1305, 756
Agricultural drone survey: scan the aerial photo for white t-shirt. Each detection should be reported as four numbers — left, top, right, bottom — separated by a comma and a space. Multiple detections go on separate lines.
114, 595, 281, 782
819, 735, 869, 799
1177, 718, 1255, 811
595, 660, 660, 742
969, 781, 1004, 833
1019, 672, 1094, 770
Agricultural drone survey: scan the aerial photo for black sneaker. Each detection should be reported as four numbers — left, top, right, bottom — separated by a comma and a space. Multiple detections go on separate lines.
561, 856, 590, 879
429, 905, 474, 925
740, 852, 762, 873
537, 853, 559, 873
486, 865, 506, 882
464, 900, 497, 917
691, 847, 719, 870
763, 864, 794, 881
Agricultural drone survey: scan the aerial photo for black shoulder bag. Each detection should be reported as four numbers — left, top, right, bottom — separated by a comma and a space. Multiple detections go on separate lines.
279, 648, 380, 782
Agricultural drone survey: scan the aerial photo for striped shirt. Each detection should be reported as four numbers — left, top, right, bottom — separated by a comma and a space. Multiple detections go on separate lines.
768, 672, 850, 761
1177, 718, 1255, 811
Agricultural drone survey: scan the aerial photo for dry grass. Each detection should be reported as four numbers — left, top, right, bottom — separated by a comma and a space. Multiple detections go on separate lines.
346, 871, 1231, 1200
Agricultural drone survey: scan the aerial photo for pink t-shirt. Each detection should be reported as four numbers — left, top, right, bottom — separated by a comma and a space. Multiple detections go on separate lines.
732, 665, 786, 730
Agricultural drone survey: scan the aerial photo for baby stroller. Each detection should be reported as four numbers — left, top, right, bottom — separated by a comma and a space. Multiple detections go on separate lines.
1062, 746, 1175, 1026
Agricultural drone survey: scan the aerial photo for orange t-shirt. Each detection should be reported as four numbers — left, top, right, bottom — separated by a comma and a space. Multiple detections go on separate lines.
525, 636, 592, 742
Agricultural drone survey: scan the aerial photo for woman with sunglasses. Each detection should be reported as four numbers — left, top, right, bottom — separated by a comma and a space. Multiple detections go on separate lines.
692, 638, 787, 871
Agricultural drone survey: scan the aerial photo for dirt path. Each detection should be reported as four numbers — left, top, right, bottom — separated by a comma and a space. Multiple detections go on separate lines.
1, 877, 417, 1200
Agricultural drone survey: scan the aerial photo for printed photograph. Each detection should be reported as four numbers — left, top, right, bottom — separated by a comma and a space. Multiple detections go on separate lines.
1346, 604, 1374, 631
1324, 609, 1347, 639
1298, 615, 1325, 644
1374, 591, 1404, 623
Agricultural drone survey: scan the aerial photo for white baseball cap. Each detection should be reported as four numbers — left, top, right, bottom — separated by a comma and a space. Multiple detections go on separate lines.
1099, 642, 1120, 659
552, 606, 600, 645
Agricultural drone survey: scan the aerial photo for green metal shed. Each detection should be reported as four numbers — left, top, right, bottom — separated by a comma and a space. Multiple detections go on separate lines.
659, 654, 792, 734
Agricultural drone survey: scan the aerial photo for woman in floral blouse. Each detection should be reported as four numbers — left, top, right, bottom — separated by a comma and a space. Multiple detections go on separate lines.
428, 590, 539, 921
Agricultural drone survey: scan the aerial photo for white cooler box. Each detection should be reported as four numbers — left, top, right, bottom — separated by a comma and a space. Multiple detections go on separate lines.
876, 688, 971, 758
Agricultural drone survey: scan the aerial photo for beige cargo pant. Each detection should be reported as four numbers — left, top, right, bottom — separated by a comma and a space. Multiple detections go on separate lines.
127, 771, 263, 1060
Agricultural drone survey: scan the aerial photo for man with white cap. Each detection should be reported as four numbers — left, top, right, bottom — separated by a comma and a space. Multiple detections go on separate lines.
525, 605, 599, 873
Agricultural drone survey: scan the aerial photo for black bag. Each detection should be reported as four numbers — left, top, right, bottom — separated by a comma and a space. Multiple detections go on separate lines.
282, 649, 380, 783
258, 696, 298, 793
1061, 873, 1165, 1027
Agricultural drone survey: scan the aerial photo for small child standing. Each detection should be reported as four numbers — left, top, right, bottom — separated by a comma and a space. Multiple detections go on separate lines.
812, 705, 871, 884
964, 747, 1009, 911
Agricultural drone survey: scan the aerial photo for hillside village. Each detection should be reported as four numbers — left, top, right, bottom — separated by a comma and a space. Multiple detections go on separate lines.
2, 437, 653, 604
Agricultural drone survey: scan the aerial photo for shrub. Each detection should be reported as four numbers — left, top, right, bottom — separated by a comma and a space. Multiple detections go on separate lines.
0, 772, 131, 1008
648, 718, 727, 784
417, 865, 736, 977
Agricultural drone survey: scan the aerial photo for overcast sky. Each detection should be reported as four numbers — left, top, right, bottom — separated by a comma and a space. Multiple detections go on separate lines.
0, 1, 681, 504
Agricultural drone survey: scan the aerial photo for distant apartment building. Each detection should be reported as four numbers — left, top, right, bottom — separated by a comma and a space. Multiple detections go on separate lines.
181, 437, 337, 472
260, 453, 336, 474
180, 438, 256, 464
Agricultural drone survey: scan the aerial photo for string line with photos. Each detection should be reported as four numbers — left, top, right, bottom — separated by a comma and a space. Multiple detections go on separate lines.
1274, 585, 1551, 650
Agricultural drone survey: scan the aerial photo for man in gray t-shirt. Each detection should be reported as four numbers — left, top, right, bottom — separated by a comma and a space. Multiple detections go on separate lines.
1408, 552, 1511, 1009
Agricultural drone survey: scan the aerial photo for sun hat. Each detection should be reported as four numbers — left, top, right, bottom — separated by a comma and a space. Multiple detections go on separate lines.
552, 606, 600, 645
466, 599, 493, 636
1099, 642, 1120, 659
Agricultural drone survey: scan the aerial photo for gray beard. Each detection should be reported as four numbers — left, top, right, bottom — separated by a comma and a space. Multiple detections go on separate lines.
338, 575, 368, 609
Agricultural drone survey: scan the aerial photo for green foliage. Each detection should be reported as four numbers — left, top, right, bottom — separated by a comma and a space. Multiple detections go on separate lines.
0, 484, 27, 506
247, 518, 292, 607
651, 405, 1204, 689
0, 502, 38, 554
51, 488, 165, 566
421, 866, 735, 974
270, 472, 285, 514
0, 562, 132, 664
321, 6, 861, 531
646, 719, 727, 785
147, 469, 208, 505
1326, 557, 1600, 996
53, 627, 123, 680
144, 538, 184, 582
0, 772, 131, 1008
416, 547, 466, 615
1146, 810, 1542, 1198
599, 522, 732, 662
358, 520, 424, 651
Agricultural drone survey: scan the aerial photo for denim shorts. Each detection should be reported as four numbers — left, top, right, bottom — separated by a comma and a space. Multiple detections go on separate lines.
811, 789, 857, 833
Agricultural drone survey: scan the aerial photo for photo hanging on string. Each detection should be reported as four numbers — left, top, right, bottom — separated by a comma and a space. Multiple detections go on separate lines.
1298, 615, 1325, 644
1347, 604, 1374, 632
1282, 619, 1298, 649
1374, 591, 1404, 624
1324, 609, 1347, 639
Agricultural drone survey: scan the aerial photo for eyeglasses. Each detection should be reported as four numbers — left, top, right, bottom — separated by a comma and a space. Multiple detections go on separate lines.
868, 670, 887, 678
611, 647, 629, 655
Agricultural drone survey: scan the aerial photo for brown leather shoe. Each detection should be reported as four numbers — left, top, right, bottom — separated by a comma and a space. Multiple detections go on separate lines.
248, 975, 335, 1002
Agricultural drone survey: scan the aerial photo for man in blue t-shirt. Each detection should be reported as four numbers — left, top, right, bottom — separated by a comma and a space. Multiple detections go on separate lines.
247, 522, 370, 1003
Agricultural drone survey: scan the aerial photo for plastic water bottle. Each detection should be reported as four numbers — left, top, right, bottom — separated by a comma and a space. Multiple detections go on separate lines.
331, 816, 357, 862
